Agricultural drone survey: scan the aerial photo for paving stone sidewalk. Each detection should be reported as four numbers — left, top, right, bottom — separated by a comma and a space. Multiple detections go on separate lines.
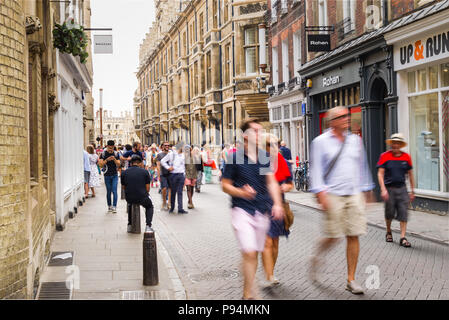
285, 191, 449, 245
37, 178, 185, 300
150, 183, 449, 300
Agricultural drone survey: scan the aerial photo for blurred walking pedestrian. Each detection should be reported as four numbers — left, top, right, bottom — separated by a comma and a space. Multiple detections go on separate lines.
193, 146, 204, 193
377, 133, 415, 247
87, 145, 101, 197
279, 141, 294, 172
157, 142, 172, 210
184, 145, 198, 209
221, 119, 284, 300
121, 155, 154, 233
309, 106, 375, 295
99, 140, 121, 213
83, 148, 91, 199
161, 143, 188, 214
261, 134, 294, 287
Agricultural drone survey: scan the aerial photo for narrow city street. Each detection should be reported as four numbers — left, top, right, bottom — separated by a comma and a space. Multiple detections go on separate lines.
151, 183, 449, 300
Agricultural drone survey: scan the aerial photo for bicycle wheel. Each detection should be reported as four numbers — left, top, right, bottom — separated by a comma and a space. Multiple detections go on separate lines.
295, 171, 301, 191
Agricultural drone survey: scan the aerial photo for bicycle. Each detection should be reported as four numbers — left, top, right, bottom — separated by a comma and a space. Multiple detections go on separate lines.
294, 161, 310, 192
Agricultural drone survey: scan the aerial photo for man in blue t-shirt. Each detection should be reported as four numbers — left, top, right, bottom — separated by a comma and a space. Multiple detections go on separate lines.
221, 119, 284, 300
121, 142, 144, 163
99, 140, 121, 213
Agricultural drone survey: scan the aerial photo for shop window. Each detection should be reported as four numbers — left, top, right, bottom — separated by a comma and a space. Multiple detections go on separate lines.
442, 63, 449, 87
350, 107, 362, 137
442, 91, 449, 192
409, 93, 440, 191
417, 68, 427, 91
408, 71, 416, 93
284, 105, 290, 119
429, 66, 438, 89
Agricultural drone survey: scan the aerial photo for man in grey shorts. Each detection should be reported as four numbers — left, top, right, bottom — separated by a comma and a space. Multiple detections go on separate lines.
377, 133, 415, 247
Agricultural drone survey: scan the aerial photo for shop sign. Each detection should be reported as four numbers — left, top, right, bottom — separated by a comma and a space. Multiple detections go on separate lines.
395, 30, 449, 71
94, 35, 113, 54
308, 34, 331, 52
323, 75, 341, 87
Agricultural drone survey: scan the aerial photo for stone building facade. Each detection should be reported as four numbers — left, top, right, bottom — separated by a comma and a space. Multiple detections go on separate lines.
0, 0, 57, 299
95, 110, 139, 146
135, 0, 271, 151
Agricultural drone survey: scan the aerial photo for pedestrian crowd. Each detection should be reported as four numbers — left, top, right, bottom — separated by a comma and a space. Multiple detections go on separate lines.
81, 105, 416, 300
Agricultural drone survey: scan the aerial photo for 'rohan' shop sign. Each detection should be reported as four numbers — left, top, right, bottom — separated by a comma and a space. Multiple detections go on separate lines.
394, 30, 449, 71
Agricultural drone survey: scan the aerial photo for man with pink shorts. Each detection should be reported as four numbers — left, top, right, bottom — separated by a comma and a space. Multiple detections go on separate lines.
221, 119, 284, 300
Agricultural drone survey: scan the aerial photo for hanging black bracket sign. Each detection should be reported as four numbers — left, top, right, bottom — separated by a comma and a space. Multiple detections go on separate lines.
308, 34, 331, 52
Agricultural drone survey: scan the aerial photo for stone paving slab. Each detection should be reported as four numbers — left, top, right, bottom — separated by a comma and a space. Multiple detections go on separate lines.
285, 191, 449, 245
150, 183, 449, 300
38, 178, 185, 300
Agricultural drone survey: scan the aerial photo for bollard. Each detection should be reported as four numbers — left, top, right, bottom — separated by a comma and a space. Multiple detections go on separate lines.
130, 204, 141, 234
121, 185, 125, 200
143, 230, 158, 286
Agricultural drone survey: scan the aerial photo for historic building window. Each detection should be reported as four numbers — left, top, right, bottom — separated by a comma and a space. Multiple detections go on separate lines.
199, 13, 204, 39
244, 27, 258, 75
225, 44, 231, 85
343, 0, 356, 33
282, 38, 289, 83
194, 60, 199, 96
206, 51, 212, 90
293, 31, 302, 76
174, 40, 178, 61
224, 1, 229, 23
272, 46, 279, 86
213, 0, 218, 29
183, 32, 187, 56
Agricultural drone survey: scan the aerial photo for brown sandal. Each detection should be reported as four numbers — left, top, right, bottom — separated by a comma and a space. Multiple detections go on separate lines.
386, 232, 393, 242
400, 237, 411, 247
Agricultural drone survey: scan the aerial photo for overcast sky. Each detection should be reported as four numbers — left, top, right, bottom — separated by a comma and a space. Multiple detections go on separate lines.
91, 0, 155, 117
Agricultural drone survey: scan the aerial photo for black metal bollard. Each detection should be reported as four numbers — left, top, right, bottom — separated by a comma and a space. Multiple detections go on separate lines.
121, 185, 125, 200
130, 204, 141, 234
143, 230, 158, 286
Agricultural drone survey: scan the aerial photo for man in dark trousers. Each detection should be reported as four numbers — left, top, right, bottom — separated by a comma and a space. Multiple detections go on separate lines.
121, 155, 154, 233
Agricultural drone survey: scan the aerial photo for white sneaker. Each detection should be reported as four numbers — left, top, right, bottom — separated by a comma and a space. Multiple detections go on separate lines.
107, 206, 112, 213
112, 206, 117, 214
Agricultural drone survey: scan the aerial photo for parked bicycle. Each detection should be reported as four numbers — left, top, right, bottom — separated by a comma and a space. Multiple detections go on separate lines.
294, 161, 309, 192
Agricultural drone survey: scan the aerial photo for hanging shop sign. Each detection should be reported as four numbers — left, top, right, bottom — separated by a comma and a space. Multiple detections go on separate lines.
394, 29, 449, 71
307, 34, 331, 52
94, 35, 113, 54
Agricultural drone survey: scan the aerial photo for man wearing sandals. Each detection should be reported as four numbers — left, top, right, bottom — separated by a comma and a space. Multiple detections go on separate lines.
377, 133, 415, 248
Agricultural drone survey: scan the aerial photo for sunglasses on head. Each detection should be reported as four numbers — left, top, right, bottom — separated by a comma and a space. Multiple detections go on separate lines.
331, 113, 349, 121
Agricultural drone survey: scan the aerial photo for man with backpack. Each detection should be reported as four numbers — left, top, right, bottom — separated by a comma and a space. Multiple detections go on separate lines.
99, 140, 121, 213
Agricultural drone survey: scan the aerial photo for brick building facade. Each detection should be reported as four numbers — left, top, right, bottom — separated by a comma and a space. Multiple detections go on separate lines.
0, 0, 94, 299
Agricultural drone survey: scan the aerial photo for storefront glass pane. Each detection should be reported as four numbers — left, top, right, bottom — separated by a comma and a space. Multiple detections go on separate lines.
417, 68, 427, 91
409, 93, 440, 191
408, 71, 416, 93
442, 91, 449, 192
355, 87, 360, 104
442, 63, 449, 87
350, 108, 362, 137
429, 66, 438, 89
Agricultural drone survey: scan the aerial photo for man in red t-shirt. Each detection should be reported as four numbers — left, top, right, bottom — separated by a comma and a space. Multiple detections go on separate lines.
377, 133, 415, 248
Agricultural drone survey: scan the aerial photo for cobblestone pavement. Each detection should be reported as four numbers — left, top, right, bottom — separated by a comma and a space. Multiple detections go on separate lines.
151, 183, 449, 300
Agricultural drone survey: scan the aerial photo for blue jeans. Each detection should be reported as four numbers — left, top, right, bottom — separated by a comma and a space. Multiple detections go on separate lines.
104, 175, 118, 207
169, 173, 185, 211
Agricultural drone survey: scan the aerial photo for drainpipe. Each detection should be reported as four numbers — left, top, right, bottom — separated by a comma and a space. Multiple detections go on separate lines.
218, 0, 224, 146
